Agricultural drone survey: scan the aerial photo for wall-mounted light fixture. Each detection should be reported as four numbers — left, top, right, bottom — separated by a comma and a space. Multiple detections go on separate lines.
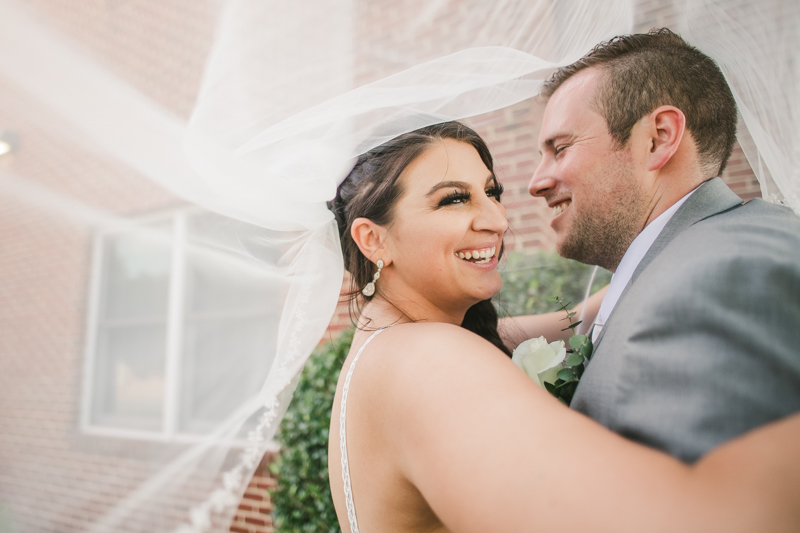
0, 130, 19, 157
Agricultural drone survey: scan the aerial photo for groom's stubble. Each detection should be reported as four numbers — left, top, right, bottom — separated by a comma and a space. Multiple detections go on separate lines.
556, 146, 649, 273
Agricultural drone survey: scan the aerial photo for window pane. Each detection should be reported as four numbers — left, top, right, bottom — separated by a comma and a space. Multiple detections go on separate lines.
179, 212, 280, 433
101, 223, 172, 321
178, 315, 276, 434
183, 260, 273, 315
92, 325, 166, 431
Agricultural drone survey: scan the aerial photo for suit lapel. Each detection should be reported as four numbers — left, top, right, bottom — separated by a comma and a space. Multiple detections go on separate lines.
593, 178, 742, 349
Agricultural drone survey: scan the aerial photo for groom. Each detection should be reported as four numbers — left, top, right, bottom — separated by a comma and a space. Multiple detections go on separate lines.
528, 29, 800, 462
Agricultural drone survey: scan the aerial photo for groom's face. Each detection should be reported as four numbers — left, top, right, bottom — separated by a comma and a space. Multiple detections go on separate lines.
529, 68, 649, 272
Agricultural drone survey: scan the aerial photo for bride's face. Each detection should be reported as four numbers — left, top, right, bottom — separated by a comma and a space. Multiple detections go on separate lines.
384, 138, 507, 316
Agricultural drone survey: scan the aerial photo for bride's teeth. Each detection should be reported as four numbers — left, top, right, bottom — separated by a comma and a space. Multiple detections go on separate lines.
457, 247, 498, 262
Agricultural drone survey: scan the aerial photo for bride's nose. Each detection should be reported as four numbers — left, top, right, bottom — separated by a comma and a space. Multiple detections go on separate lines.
473, 195, 508, 235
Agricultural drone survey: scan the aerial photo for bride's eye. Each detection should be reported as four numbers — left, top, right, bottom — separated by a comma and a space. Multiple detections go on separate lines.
486, 182, 504, 201
438, 189, 471, 207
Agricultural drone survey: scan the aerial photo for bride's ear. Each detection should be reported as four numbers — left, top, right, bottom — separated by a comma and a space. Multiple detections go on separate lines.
351, 217, 392, 266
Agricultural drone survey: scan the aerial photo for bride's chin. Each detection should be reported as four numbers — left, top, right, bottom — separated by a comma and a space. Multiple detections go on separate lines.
468, 282, 502, 304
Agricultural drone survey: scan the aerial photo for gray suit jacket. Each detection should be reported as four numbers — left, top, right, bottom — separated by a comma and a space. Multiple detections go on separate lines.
571, 178, 800, 462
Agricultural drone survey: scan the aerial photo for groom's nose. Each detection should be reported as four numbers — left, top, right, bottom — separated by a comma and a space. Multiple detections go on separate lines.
528, 163, 556, 198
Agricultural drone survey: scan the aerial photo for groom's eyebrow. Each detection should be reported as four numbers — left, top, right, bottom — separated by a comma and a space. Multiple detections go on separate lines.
540, 132, 570, 153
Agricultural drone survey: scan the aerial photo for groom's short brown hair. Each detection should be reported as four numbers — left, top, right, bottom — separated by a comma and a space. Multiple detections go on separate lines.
542, 28, 737, 177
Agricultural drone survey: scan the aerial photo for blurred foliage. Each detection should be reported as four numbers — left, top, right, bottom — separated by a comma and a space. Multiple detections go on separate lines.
0, 503, 13, 533
270, 329, 352, 533
495, 250, 611, 317
269, 250, 609, 530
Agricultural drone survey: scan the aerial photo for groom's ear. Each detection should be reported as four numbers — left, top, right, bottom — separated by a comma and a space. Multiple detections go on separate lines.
644, 105, 686, 172
351, 217, 391, 265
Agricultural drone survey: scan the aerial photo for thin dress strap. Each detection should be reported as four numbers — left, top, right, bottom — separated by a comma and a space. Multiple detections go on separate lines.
339, 327, 388, 533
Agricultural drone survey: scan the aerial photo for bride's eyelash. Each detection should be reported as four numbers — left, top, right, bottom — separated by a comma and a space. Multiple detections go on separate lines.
438, 182, 504, 207
438, 189, 471, 207
486, 182, 504, 200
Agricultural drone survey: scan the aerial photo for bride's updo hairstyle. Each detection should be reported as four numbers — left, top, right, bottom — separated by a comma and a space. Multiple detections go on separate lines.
329, 121, 511, 356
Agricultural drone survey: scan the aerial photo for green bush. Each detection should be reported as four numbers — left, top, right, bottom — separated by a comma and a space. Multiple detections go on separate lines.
269, 329, 352, 533
496, 250, 611, 317
269, 250, 609, 530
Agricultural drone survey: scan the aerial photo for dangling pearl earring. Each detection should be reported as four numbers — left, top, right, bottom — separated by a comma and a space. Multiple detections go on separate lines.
361, 259, 384, 297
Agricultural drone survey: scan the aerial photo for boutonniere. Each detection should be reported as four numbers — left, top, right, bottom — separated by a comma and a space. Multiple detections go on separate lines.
511, 296, 593, 405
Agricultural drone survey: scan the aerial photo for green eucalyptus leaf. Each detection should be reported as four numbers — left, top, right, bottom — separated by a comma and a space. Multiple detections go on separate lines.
579, 338, 593, 359
557, 368, 577, 382
565, 352, 584, 366
568, 335, 587, 350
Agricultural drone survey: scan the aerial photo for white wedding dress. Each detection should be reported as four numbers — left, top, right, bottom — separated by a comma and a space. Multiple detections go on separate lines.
338, 328, 389, 533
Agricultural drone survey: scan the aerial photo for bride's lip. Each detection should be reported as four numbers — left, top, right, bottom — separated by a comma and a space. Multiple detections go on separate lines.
459, 254, 499, 270
454, 242, 498, 255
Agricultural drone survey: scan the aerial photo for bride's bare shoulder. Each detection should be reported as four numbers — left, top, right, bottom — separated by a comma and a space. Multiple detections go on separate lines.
357, 322, 521, 402
377, 322, 506, 361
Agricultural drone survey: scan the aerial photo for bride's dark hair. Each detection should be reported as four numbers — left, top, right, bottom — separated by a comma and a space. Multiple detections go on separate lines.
328, 121, 512, 357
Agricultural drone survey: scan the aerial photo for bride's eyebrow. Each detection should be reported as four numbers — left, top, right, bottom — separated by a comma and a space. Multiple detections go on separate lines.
425, 174, 496, 197
425, 180, 470, 196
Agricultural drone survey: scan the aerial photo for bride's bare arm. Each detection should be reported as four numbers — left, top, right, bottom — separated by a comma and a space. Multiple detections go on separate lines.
499, 285, 608, 350
378, 323, 799, 533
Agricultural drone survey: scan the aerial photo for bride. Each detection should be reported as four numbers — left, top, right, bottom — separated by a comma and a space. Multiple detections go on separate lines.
327, 121, 800, 533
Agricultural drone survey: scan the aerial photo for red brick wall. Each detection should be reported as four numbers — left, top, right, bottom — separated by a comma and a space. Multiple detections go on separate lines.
230, 455, 277, 533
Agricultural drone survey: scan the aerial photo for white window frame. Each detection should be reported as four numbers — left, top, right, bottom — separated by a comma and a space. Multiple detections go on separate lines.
80, 207, 278, 450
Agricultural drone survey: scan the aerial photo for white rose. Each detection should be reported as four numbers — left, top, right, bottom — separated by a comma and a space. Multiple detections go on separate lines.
511, 336, 566, 388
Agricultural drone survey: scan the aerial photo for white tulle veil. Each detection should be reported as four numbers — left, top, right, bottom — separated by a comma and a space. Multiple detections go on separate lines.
0, 0, 797, 531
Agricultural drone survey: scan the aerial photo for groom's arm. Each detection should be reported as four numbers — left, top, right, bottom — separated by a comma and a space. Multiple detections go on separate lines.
499, 285, 607, 349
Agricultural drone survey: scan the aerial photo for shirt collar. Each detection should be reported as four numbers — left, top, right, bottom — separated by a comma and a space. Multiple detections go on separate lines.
593, 186, 699, 338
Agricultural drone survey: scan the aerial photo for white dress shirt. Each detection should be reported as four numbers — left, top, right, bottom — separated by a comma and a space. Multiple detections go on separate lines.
591, 188, 699, 343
